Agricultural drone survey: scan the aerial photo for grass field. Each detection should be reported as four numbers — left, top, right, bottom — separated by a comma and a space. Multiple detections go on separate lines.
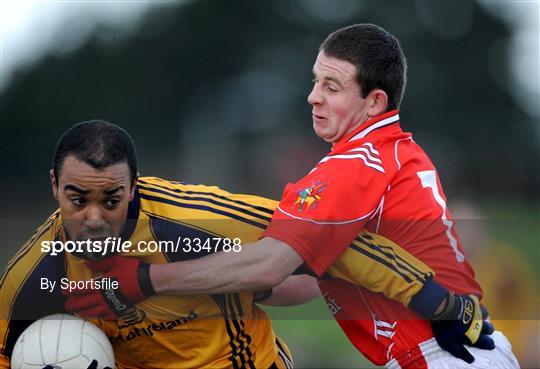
265, 300, 377, 369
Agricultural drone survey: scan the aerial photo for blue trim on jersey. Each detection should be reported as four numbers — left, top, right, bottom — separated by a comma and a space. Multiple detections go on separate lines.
139, 193, 267, 229
349, 243, 414, 283
137, 179, 274, 215
355, 235, 429, 282
138, 184, 271, 223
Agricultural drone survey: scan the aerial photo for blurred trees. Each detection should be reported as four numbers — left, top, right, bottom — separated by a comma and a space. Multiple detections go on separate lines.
1, 0, 538, 218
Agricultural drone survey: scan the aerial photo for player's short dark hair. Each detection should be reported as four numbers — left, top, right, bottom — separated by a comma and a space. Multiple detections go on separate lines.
320, 23, 407, 110
52, 120, 138, 185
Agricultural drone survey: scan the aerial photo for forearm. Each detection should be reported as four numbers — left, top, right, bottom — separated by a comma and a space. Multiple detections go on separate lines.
260, 275, 321, 306
150, 237, 303, 295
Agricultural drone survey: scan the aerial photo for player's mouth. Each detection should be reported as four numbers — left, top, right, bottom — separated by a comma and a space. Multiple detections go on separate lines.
312, 113, 327, 123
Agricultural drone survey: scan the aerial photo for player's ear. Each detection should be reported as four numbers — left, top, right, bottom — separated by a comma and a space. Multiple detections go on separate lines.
50, 169, 59, 201
366, 89, 388, 116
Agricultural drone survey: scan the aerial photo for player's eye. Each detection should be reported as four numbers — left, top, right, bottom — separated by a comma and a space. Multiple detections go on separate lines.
71, 197, 86, 206
105, 198, 120, 209
325, 83, 338, 92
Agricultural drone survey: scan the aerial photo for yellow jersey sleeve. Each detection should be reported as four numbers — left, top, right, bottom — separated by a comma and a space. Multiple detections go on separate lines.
137, 177, 435, 309
326, 231, 434, 307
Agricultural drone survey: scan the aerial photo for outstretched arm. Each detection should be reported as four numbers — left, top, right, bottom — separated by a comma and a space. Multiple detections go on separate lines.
150, 237, 303, 295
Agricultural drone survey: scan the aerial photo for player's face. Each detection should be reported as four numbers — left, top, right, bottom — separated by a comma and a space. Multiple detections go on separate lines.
308, 52, 371, 144
50, 156, 135, 250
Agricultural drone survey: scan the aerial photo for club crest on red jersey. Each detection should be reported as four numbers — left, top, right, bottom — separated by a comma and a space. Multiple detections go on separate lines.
294, 180, 326, 212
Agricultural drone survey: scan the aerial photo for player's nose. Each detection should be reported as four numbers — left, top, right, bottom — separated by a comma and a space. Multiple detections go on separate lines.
84, 205, 105, 229
307, 85, 323, 106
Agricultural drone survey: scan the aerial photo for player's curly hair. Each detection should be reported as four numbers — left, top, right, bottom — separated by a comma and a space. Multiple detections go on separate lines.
52, 120, 138, 185
320, 24, 407, 111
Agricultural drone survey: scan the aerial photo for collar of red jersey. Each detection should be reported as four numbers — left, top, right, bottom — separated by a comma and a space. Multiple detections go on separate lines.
338, 109, 400, 146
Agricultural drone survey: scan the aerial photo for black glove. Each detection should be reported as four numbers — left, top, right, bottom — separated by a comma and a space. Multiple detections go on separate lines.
431, 294, 495, 363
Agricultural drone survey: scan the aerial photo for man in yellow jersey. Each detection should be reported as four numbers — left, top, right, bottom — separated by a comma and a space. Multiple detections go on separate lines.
1, 121, 294, 369
2, 120, 461, 369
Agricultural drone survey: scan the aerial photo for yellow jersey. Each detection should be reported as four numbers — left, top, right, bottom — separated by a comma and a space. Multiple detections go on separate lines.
1, 176, 433, 368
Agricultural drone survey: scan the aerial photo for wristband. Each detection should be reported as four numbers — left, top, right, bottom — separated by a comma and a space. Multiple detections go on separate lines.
137, 263, 156, 297
408, 278, 449, 319
432, 292, 459, 321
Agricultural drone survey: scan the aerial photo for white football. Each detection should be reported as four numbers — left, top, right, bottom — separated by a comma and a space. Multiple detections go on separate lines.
10, 314, 115, 369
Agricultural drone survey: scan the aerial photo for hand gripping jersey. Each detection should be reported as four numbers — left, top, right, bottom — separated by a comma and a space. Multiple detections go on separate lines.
1, 176, 434, 368
264, 110, 483, 368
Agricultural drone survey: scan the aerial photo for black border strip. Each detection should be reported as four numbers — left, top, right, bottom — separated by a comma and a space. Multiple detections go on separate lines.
355, 235, 430, 281
138, 179, 274, 215
138, 185, 271, 223
139, 193, 267, 230
349, 243, 414, 283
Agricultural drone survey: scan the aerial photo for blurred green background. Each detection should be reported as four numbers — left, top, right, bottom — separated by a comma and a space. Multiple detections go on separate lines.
1, 1, 538, 368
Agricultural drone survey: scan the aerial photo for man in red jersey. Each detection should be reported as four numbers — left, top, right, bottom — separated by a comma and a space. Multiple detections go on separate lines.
66, 24, 519, 368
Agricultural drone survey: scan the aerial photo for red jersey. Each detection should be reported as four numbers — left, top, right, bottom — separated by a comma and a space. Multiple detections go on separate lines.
264, 110, 482, 367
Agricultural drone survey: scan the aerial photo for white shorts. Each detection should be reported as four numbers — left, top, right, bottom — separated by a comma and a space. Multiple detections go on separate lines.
386, 331, 520, 369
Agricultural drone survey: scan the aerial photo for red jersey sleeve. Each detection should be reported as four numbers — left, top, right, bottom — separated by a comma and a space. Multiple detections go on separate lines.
263, 151, 388, 275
